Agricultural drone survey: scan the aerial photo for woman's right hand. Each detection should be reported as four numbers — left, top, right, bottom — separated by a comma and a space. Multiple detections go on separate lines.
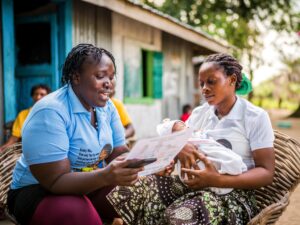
102, 158, 144, 186
182, 152, 220, 189
177, 143, 199, 178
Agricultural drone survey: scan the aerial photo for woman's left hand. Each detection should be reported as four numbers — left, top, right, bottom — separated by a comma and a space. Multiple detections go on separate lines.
182, 152, 220, 189
155, 160, 175, 176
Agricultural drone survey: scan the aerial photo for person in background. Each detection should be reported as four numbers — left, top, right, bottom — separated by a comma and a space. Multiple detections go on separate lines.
110, 81, 135, 139
180, 104, 192, 122
0, 84, 51, 152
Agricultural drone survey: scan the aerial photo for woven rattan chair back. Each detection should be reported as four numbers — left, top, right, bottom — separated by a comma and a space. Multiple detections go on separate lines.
247, 130, 300, 225
0, 143, 22, 224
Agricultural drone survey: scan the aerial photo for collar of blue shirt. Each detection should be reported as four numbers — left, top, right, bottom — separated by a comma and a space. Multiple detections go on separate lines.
67, 84, 91, 114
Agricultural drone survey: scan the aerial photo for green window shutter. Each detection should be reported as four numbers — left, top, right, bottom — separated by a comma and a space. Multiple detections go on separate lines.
152, 52, 163, 99
146, 51, 153, 97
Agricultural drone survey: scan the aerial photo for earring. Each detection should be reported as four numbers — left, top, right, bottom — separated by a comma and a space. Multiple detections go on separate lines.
230, 83, 235, 86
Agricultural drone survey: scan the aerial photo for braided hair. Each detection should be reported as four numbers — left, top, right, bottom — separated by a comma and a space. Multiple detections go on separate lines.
62, 43, 116, 85
203, 53, 243, 89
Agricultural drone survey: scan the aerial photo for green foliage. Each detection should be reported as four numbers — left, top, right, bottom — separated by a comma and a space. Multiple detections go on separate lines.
252, 97, 298, 110
141, 0, 300, 109
142, 0, 299, 56
253, 81, 274, 98
253, 72, 300, 109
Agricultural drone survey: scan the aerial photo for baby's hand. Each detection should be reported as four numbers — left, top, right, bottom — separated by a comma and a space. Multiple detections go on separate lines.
155, 160, 175, 176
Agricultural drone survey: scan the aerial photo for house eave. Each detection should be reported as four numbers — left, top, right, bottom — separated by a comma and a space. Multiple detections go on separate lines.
81, 0, 230, 53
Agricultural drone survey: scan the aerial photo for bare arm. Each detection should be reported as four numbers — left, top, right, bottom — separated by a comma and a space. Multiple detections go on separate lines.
30, 152, 143, 195
0, 136, 20, 152
183, 147, 275, 189
106, 145, 129, 164
124, 123, 135, 139
217, 148, 274, 188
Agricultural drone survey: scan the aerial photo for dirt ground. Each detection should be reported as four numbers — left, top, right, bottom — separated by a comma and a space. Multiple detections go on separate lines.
1, 110, 299, 225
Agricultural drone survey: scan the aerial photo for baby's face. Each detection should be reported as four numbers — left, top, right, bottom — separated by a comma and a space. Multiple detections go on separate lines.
172, 121, 186, 132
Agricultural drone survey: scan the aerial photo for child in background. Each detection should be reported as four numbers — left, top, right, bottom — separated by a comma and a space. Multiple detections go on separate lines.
157, 119, 247, 195
180, 104, 192, 122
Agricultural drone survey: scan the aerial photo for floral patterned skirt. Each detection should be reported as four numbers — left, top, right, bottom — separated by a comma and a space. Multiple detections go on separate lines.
107, 175, 258, 225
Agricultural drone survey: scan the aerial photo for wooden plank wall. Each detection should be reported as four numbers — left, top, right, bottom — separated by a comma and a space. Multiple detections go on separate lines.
162, 32, 194, 119
73, 0, 112, 51
112, 12, 161, 100
112, 13, 163, 138
112, 13, 160, 48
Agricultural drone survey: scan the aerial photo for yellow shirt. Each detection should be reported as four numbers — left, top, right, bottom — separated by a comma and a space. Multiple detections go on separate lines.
12, 108, 31, 138
111, 98, 132, 127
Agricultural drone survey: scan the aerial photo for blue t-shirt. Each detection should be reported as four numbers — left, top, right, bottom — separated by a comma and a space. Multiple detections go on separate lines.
11, 85, 125, 189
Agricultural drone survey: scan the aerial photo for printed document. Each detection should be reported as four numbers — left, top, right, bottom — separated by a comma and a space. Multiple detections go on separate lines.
126, 128, 193, 176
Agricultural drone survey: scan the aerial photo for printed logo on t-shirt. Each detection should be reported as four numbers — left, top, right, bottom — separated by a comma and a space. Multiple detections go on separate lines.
216, 139, 232, 150
73, 148, 99, 167
96, 144, 113, 168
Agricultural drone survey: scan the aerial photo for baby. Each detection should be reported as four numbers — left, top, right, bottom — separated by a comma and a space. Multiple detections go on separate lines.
157, 119, 247, 195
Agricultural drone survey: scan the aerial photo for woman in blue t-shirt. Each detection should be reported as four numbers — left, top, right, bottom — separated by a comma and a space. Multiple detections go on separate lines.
7, 44, 143, 225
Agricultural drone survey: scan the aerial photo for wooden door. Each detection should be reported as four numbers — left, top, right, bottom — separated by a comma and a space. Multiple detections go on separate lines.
15, 13, 58, 111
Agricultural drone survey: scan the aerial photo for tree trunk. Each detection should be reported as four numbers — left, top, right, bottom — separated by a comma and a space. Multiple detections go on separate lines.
289, 104, 300, 118
247, 53, 254, 102
278, 98, 282, 109
258, 96, 263, 107
248, 91, 254, 102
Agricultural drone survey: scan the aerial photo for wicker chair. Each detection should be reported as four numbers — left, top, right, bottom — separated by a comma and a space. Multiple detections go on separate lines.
0, 143, 22, 224
0, 131, 300, 225
247, 130, 300, 225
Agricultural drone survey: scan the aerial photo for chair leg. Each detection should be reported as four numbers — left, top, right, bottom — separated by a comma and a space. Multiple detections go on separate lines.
4, 207, 19, 225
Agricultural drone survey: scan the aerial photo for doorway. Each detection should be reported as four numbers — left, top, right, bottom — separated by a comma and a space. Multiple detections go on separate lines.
15, 13, 58, 111
1, 0, 72, 122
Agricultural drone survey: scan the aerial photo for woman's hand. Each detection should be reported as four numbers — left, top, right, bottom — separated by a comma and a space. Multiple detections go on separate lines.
106, 145, 130, 164
102, 158, 144, 186
182, 148, 275, 190
155, 160, 175, 176
182, 152, 220, 189
177, 143, 199, 178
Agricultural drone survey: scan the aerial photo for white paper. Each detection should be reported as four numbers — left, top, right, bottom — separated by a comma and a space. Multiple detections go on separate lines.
126, 128, 193, 176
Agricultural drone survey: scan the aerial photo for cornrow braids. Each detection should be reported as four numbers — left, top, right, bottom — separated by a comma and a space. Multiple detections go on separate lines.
61, 43, 116, 85
204, 53, 243, 89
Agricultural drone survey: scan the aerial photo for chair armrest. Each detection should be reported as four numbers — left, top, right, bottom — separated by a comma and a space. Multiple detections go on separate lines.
247, 192, 289, 225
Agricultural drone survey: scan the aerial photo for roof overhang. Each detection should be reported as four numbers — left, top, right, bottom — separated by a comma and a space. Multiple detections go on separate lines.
82, 0, 230, 53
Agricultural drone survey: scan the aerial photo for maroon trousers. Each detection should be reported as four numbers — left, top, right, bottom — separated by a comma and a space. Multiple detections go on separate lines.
8, 185, 118, 225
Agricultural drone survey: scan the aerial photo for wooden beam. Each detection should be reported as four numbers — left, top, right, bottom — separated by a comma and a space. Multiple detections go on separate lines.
82, 0, 229, 53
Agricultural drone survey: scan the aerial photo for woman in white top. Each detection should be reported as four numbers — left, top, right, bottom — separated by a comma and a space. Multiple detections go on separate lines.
107, 53, 275, 225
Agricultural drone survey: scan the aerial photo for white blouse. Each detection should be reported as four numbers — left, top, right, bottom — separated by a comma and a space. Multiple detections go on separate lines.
186, 96, 274, 170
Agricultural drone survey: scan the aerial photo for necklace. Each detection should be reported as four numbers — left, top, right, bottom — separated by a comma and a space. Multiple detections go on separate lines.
93, 107, 98, 130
